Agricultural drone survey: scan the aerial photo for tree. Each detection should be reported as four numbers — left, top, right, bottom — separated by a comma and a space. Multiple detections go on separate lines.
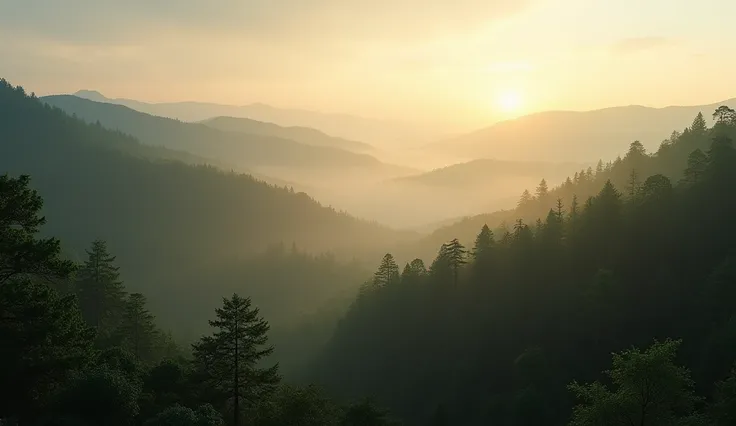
374, 254, 400, 287
0, 174, 74, 286
192, 294, 279, 426
535, 179, 549, 201
626, 169, 641, 199
518, 189, 533, 209
0, 174, 93, 423
711, 363, 736, 425
0, 280, 94, 423
401, 259, 426, 283
144, 404, 223, 426
627, 140, 647, 159
568, 339, 701, 426
713, 105, 736, 125
52, 365, 141, 426
472, 224, 494, 260
341, 399, 400, 426
76, 240, 127, 333
682, 149, 708, 186
119, 293, 159, 363
691, 112, 708, 134
445, 239, 468, 286
255, 385, 340, 426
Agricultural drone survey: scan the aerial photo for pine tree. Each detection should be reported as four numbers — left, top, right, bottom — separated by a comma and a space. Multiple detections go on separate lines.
445, 239, 468, 286
626, 169, 641, 199
0, 174, 74, 286
401, 259, 426, 282
192, 294, 279, 426
535, 179, 549, 200
518, 189, 533, 209
555, 198, 565, 221
472, 225, 494, 260
595, 160, 604, 175
76, 240, 127, 333
119, 293, 159, 363
373, 253, 400, 287
682, 149, 708, 186
691, 111, 708, 134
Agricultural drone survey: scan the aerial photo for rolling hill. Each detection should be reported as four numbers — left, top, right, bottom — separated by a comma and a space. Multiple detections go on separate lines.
41, 95, 399, 176
71, 90, 440, 147
395, 158, 588, 188
1, 78, 417, 337
430, 99, 736, 163
201, 116, 374, 153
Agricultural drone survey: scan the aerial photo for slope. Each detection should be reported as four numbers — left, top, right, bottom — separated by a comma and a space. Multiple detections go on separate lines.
201, 116, 374, 153
72, 90, 440, 147
407, 108, 735, 262
1, 78, 416, 337
41, 95, 397, 175
430, 99, 736, 163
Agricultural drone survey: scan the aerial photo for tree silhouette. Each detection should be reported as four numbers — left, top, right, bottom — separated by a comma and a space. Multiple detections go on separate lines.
192, 294, 279, 426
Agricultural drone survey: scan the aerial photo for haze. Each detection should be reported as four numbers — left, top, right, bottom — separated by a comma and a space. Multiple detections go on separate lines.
4, 2, 736, 426
2, 0, 736, 131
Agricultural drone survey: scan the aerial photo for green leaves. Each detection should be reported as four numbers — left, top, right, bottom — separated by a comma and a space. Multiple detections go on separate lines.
568, 339, 701, 426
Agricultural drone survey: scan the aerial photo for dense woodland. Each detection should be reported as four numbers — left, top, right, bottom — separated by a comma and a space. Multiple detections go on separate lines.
0, 79, 410, 344
5, 74, 736, 426
313, 107, 736, 424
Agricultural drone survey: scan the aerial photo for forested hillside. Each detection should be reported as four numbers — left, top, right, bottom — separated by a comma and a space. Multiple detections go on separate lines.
429, 99, 736, 163
0, 172, 400, 426
201, 116, 374, 153
1, 79, 414, 339
41, 95, 401, 175
311, 108, 736, 425
412, 110, 736, 261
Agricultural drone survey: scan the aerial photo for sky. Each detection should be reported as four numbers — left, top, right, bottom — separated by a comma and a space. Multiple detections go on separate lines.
2, 0, 736, 131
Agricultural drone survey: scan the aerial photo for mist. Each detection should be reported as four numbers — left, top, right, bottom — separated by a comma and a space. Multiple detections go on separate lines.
5, 1, 736, 425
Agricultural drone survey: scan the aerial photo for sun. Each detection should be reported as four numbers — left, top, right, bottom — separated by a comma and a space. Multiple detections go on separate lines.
495, 89, 523, 114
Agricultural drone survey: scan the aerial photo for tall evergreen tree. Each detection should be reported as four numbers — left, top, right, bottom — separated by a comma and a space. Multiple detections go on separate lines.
192, 294, 279, 426
535, 179, 549, 201
373, 254, 400, 287
683, 149, 708, 186
472, 224, 494, 260
691, 112, 708, 135
0, 174, 74, 286
119, 293, 159, 363
76, 240, 127, 333
445, 239, 468, 286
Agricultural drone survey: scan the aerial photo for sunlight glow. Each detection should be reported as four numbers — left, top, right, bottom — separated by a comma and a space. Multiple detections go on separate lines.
496, 89, 523, 113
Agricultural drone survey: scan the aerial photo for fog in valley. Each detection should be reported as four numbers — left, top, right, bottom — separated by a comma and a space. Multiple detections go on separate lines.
4, 1, 736, 425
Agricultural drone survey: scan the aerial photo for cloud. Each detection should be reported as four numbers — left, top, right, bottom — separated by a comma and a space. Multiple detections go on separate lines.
1, 0, 531, 45
609, 37, 678, 54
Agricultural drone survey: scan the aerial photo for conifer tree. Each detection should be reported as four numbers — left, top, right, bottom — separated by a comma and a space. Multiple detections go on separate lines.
76, 240, 127, 333
445, 239, 467, 286
691, 111, 708, 134
518, 189, 533, 209
373, 253, 400, 287
683, 149, 708, 186
192, 294, 279, 426
0, 174, 74, 286
472, 224, 494, 260
401, 259, 426, 282
535, 179, 549, 200
119, 293, 159, 363
626, 169, 640, 199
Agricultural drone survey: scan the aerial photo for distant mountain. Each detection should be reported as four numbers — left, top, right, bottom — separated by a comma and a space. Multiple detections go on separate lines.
395, 158, 588, 188
41, 95, 406, 178
201, 116, 373, 153
71, 90, 440, 147
2, 78, 416, 335
430, 100, 736, 163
